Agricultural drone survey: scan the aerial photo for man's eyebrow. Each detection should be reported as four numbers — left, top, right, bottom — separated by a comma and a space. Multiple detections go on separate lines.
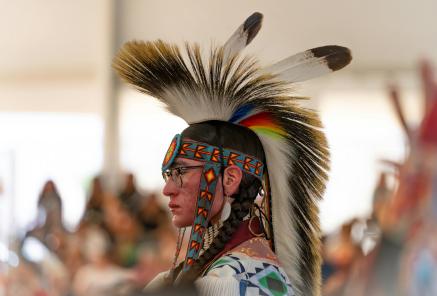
171, 159, 189, 167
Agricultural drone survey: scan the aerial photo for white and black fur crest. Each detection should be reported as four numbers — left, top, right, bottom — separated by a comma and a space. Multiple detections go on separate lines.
113, 12, 351, 296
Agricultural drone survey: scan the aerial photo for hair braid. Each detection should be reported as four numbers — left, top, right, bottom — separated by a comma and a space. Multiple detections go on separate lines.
178, 174, 261, 283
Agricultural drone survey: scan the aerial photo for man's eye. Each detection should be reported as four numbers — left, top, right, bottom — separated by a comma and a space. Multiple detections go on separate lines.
176, 168, 186, 176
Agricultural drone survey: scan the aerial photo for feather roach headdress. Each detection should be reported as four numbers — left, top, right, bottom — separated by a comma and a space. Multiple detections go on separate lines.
113, 12, 351, 295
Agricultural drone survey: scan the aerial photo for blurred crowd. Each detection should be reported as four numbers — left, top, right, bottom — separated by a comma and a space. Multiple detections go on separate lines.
1, 174, 179, 296
2, 61, 437, 296
322, 61, 437, 296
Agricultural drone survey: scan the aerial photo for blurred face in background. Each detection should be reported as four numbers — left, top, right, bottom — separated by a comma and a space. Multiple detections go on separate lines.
103, 196, 138, 238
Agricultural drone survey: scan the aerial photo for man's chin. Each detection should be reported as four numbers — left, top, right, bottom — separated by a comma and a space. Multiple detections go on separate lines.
172, 216, 191, 228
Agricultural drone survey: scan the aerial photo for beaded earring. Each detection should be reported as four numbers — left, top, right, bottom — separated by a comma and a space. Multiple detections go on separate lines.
220, 196, 232, 222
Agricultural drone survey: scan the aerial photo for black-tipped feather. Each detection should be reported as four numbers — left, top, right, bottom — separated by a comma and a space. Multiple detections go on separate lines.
263, 45, 352, 83
311, 45, 352, 71
243, 12, 263, 45
223, 12, 263, 60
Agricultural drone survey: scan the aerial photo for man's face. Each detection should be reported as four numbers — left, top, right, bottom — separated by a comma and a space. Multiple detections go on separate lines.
162, 157, 223, 228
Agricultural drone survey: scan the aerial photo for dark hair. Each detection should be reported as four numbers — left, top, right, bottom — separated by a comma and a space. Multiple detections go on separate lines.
176, 120, 265, 283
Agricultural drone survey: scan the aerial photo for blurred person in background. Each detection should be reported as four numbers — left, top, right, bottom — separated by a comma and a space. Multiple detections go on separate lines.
137, 193, 170, 233
400, 223, 437, 296
322, 219, 364, 296
336, 61, 437, 296
113, 11, 351, 296
37, 180, 64, 232
134, 232, 177, 288
396, 61, 437, 296
61, 232, 85, 283
79, 176, 106, 229
119, 173, 144, 216
73, 225, 137, 296
25, 180, 68, 261
17, 180, 74, 295
102, 194, 144, 268
4, 259, 45, 296
364, 171, 391, 241
14, 234, 71, 296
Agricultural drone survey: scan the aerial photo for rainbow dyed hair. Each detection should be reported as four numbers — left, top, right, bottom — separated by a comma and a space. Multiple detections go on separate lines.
231, 107, 287, 139
113, 12, 351, 296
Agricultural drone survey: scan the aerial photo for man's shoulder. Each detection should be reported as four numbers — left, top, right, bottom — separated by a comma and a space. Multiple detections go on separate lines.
229, 237, 280, 263
201, 239, 295, 295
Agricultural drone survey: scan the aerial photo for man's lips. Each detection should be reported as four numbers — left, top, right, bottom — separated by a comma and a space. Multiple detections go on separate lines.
168, 203, 180, 213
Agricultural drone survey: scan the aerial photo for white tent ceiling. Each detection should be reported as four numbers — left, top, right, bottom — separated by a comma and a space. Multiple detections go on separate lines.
1, 0, 436, 75
0, 0, 435, 112
121, 0, 437, 72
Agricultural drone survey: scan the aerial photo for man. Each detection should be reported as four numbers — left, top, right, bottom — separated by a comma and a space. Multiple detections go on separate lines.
113, 12, 351, 296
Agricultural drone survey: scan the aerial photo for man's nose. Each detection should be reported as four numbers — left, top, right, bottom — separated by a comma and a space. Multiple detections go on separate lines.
162, 178, 178, 197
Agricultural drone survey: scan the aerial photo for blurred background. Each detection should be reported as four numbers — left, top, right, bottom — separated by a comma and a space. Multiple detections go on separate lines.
1, 0, 437, 295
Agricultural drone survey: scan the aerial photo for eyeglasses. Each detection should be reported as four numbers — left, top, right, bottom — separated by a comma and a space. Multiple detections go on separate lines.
162, 165, 204, 187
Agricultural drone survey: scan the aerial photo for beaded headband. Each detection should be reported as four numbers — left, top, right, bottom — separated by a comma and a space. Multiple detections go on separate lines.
162, 134, 264, 179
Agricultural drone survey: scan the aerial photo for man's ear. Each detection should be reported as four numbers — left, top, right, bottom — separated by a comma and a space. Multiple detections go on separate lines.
223, 165, 243, 196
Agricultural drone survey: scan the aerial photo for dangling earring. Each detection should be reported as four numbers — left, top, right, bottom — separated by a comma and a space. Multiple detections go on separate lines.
220, 196, 232, 222
258, 186, 265, 197
172, 227, 186, 269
